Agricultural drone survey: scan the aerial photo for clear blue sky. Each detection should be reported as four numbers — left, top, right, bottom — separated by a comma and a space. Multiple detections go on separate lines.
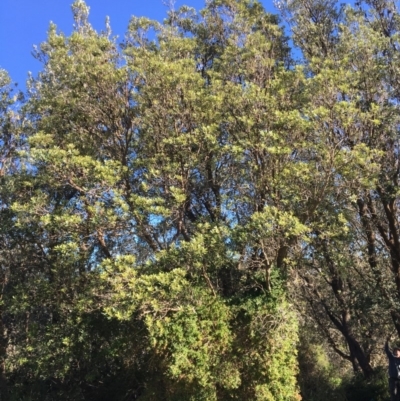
0, 0, 277, 89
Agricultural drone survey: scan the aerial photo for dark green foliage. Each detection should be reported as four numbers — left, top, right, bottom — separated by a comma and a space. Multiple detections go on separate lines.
297, 333, 347, 401
341, 369, 389, 401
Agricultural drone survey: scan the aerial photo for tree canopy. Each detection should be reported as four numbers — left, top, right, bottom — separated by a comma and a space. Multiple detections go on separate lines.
1, 0, 400, 400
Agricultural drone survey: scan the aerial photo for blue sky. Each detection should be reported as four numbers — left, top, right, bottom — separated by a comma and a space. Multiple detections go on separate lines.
0, 0, 277, 89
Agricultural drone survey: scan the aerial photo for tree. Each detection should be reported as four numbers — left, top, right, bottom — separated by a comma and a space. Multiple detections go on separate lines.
6, 1, 306, 399
0, 69, 25, 401
4, 0, 399, 397
280, 0, 400, 379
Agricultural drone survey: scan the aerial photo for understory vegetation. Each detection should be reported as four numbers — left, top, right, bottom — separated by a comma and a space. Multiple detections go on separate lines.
1, 0, 400, 399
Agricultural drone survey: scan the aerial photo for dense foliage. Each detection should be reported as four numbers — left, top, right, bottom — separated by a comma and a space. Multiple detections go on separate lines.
1, 0, 400, 399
